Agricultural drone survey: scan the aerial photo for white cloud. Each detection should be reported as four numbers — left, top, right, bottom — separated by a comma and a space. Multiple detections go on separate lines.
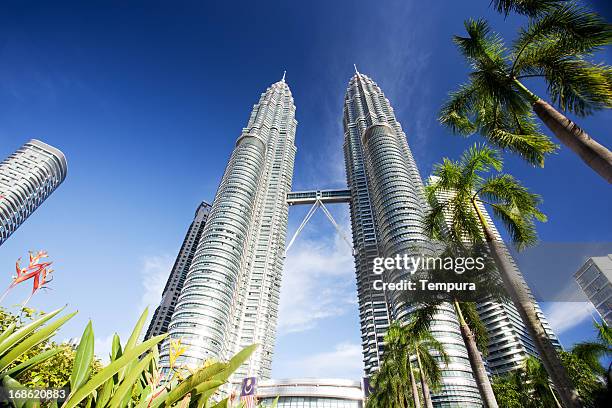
542, 301, 597, 336
93, 254, 173, 362
278, 226, 356, 334
138, 255, 174, 313
277, 342, 363, 379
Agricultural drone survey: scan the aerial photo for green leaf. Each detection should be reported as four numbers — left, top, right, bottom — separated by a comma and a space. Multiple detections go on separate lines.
212, 398, 228, 408
121, 308, 148, 381
0, 307, 66, 357
150, 364, 227, 408
270, 396, 280, 408
0, 323, 16, 345
212, 344, 259, 382
108, 352, 154, 408
61, 333, 166, 408
0, 311, 77, 372
1, 347, 62, 379
125, 308, 148, 353
3, 375, 30, 408
70, 320, 94, 392
111, 333, 123, 362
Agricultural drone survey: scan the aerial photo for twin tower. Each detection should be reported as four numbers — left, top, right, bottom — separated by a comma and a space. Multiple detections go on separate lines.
154, 72, 483, 406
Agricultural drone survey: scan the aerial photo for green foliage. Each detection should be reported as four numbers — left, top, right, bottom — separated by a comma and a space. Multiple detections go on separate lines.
367, 315, 451, 408
367, 322, 414, 408
0, 306, 259, 408
490, 0, 563, 17
491, 375, 524, 408
493, 343, 610, 407
425, 144, 546, 251
0, 307, 98, 391
441, 2, 612, 166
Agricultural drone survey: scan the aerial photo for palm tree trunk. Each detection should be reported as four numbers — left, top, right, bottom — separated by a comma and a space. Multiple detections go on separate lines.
453, 300, 499, 408
416, 351, 434, 408
471, 200, 582, 408
514, 79, 612, 183
408, 355, 421, 408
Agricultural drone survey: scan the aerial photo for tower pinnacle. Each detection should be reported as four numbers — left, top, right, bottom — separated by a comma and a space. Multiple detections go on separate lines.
282, 70, 286, 82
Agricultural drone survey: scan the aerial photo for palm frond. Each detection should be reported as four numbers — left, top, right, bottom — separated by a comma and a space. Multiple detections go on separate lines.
454, 19, 508, 72
489, 203, 538, 249
544, 59, 612, 115
570, 341, 608, 376
439, 83, 479, 135
479, 174, 547, 222
490, 0, 562, 17
459, 143, 503, 176
513, 2, 612, 65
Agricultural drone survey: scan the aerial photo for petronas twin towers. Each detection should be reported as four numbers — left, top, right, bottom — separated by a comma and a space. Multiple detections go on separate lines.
155, 70, 552, 406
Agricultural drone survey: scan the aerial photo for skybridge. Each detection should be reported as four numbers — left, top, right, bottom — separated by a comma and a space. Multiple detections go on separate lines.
285, 189, 355, 256
286, 189, 351, 205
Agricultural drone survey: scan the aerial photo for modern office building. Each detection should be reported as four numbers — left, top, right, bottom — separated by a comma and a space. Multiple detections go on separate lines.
343, 70, 482, 406
575, 255, 612, 325
0, 139, 67, 246
161, 77, 296, 386
430, 180, 561, 376
257, 378, 364, 408
145, 201, 212, 340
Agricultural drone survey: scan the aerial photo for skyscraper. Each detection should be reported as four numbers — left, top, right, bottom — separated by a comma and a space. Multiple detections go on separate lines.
161, 77, 296, 385
145, 201, 212, 340
0, 139, 67, 246
343, 71, 482, 406
575, 255, 612, 325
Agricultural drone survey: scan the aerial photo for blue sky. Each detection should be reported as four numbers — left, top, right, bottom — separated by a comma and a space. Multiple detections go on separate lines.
0, 0, 611, 379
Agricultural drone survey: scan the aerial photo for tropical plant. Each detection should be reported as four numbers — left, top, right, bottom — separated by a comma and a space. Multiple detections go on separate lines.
367, 322, 415, 408
425, 144, 581, 407
493, 350, 608, 408
407, 327, 449, 408
0, 306, 259, 408
0, 307, 102, 389
440, 5, 612, 181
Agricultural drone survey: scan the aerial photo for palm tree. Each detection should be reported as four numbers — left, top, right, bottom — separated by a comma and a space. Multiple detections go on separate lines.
406, 324, 450, 408
440, 5, 612, 181
405, 254, 500, 407
368, 322, 414, 408
571, 320, 612, 379
425, 144, 581, 408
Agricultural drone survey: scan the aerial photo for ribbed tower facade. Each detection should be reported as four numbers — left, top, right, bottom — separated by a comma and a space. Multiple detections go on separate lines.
162, 79, 296, 384
343, 72, 482, 406
145, 201, 212, 340
0, 139, 67, 246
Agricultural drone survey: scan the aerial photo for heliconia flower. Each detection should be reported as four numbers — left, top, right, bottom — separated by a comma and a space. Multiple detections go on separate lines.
169, 338, 187, 370
0, 250, 53, 305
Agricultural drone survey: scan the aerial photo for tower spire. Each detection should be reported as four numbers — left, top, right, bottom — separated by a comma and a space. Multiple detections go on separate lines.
281, 70, 286, 82
354, 64, 359, 75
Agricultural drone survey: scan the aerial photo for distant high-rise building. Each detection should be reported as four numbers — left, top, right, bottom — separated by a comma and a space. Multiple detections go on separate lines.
0, 139, 67, 246
161, 77, 296, 385
343, 71, 482, 406
575, 255, 612, 325
145, 201, 212, 340
430, 180, 561, 375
